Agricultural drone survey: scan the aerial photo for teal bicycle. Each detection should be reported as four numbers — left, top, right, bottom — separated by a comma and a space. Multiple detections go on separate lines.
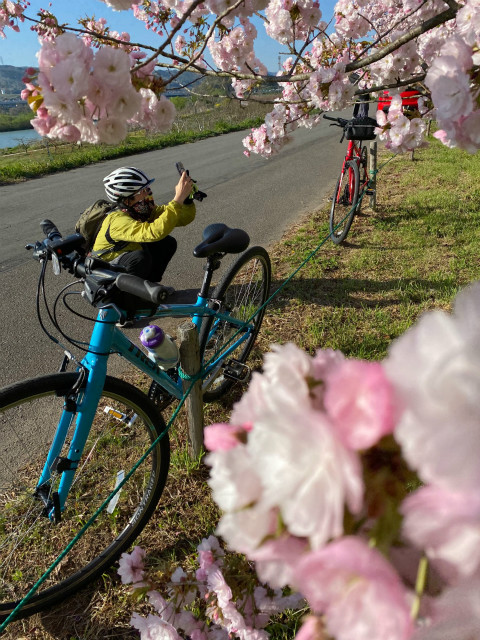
0, 220, 271, 621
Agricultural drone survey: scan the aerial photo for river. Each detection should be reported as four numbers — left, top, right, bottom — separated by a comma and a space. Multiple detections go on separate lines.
0, 128, 40, 149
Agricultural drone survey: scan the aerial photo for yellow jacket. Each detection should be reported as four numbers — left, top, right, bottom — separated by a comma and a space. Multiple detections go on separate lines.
92, 200, 196, 261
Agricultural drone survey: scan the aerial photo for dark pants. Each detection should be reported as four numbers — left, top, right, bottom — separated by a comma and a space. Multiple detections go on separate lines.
115, 235, 177, 282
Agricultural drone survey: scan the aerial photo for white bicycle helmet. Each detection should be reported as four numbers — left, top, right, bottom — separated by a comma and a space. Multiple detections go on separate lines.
103, 166, 155, 203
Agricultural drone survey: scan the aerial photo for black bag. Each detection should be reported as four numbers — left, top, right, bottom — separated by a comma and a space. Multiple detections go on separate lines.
345, 116, 378, 141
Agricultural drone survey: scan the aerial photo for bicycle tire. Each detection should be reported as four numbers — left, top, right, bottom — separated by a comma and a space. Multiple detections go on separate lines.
329, 160, 360, 244
199, 246, 271, 402
0, 373, 170, 622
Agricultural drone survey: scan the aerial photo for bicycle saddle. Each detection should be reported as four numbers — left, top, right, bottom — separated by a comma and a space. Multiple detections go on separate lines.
193, 223, 250, 258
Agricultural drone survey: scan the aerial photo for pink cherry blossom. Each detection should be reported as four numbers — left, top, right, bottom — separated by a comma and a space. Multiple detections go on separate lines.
248, 534, 308, 588
294, 616, 324, 640
91, 46, 131, 89
324, 359, 395, 450
413, 578, 480, 640
96, 117, 128, 144
130, 612, 183, 640
118, 545, 146, 584
426, 55, 473, 121
204, 422, 249, 451
247, 401, 363, 548
294, 537, 413, 640
402, 485, 480, 584
384, 282, 480, 492
206, 443, 263, 512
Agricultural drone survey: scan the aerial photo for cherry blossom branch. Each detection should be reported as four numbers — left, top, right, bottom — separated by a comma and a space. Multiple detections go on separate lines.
346, 6, 457, 72
351, 0, 432, 64
354, 73, 428, 96
133, 0, 206, 71
153, 0, 248, 88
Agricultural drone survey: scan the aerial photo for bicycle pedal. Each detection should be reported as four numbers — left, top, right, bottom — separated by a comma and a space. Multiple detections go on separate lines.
223, 359, 251, 383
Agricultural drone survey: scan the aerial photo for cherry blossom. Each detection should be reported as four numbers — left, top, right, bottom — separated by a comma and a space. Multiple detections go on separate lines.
118, 545, 146, 584
323, 359, 395, 450
402, 485, 480, 584
294, 537, 413, 640
123, 536, 302, 640
413, 578, 480, 640
206, 343, 365, 556
4, 0, 479, 153
384, 281, 480, 493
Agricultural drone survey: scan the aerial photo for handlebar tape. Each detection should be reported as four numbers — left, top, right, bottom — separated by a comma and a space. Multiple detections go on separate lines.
115, 274, 171, 304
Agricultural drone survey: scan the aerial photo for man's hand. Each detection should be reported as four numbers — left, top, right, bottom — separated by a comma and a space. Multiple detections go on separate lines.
174, 171, 194, 204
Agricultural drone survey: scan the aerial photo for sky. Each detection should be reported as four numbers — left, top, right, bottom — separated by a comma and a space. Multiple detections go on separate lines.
0, 0, 336, 73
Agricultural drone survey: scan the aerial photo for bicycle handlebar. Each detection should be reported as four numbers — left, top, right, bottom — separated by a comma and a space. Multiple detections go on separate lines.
27, 220, 173, 307
115, 274, 172, 305
322, 114, 349, 128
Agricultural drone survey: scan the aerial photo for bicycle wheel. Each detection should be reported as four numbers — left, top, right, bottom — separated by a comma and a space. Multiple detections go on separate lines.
199, 246, 271, 402
0, 373, 169, 622
329, 160, 360, 244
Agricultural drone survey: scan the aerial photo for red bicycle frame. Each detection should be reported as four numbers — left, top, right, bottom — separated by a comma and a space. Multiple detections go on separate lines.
337, 138, 364, 207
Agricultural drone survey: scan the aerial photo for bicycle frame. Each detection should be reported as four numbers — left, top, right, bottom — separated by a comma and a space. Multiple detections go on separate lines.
37, 292, 254, 519
340, 139, 362, 204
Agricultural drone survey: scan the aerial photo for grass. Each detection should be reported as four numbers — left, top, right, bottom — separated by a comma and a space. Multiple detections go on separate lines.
3, 134, 480, 639
0, 111, 33, 132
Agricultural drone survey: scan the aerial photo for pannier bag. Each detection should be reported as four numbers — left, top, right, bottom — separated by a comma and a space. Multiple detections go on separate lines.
345, 116, 378, 141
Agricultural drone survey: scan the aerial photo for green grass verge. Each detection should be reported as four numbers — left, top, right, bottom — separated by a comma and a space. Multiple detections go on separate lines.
266, 138, 480, 361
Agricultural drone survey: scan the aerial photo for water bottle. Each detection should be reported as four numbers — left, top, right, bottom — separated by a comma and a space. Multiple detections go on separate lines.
139, 325, 179, 370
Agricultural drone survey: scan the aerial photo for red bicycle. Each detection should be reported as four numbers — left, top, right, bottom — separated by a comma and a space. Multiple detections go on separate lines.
323, 114, 377, 244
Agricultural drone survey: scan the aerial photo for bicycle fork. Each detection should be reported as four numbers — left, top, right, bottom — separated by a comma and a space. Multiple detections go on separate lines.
35, 311, 116, 523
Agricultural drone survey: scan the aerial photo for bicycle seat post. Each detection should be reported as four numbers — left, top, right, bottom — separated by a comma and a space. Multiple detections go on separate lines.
199, 254, 223, 298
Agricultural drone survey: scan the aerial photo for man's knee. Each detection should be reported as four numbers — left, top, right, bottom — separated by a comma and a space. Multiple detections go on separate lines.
117, 250, 151, 279
163, 235, 177, 259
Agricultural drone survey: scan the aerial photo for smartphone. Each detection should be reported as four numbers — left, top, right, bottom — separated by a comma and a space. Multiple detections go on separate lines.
175, 162, 185, 175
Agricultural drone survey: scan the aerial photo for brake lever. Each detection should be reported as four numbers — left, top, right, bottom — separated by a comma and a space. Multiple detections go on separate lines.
26, 240, 49, 262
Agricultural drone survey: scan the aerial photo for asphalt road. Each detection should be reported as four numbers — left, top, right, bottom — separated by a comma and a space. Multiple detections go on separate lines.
0, 121, 346, 387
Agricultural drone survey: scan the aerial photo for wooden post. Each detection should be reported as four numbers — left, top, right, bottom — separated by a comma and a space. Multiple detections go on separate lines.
369, 140, 377, 211
178, 321, 204, 459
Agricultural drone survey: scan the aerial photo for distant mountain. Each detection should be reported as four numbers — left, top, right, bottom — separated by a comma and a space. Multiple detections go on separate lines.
0, 65, 30, 94
0, 65, 276, 98
0, 64, 203, 97
156, 69, 207, 96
